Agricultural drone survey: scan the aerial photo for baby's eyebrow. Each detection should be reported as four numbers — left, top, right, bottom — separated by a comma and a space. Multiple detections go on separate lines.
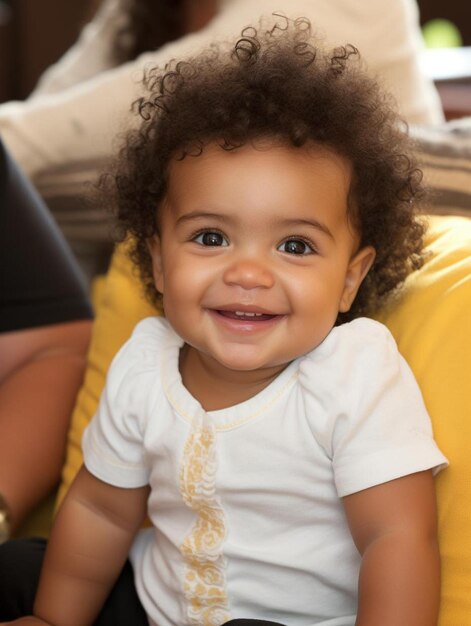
278, 218, 334, 240
175, 212, 334, 240
175, 210, 232, 226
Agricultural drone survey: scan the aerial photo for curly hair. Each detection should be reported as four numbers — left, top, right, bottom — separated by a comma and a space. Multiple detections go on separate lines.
108, 14, 426, 323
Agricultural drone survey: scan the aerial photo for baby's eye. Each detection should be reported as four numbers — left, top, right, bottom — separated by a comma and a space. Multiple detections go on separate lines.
193, 231, 229, 247
278, 238, 315, 255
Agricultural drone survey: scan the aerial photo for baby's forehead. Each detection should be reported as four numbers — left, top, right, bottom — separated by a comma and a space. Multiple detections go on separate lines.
162, 139, 354, 229
164, 141, 352, 209
166, 138, 353, 180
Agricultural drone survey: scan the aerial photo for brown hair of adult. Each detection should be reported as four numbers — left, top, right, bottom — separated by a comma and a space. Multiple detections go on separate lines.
108, 15, 426, 323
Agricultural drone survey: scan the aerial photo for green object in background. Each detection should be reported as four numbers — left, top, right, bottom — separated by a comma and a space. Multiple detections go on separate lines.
422, 18, 463, 48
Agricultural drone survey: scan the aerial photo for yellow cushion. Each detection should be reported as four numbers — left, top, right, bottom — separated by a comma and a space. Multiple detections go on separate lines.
56, 242, 157, 505
57, 215, 470, 624
373, 215, 471, 625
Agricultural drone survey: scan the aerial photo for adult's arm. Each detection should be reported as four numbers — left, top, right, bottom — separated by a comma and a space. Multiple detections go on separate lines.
0, 0, 443, 182
0, 321, 92, 533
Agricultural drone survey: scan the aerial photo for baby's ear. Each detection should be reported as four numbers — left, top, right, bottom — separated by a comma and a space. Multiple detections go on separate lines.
147, 235, 164, 294
339, 246, 376, 313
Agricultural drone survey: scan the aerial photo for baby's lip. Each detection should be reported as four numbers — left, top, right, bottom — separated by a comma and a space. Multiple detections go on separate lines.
211, 304, 279, 316
209, 305, 283, 321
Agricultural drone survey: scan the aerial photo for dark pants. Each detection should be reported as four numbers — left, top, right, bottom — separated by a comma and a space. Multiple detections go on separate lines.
0, 538, 286, 625
0, 138, 93, 333
0, 538, 148, 625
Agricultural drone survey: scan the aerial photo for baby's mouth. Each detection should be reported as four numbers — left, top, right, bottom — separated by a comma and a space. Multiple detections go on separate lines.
216, 310, 277, 321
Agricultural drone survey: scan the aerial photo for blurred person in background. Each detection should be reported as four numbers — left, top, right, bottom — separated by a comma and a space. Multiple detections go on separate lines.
0, 139, 92, 539
0, 0, 443, 191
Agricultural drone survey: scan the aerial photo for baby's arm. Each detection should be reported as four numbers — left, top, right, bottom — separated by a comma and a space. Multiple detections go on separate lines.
343, 470, 440, 626
14, 465, 149, 626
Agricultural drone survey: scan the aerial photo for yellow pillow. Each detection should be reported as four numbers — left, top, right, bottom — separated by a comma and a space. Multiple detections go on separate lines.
57, 242, 157, 505
58, 215, 470, 625
373, 215, 471, 625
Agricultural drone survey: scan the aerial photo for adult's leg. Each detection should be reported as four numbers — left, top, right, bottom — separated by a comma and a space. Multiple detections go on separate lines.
0, 138, 93, 333
0, 537, 44, 618
0, 538, 148, 626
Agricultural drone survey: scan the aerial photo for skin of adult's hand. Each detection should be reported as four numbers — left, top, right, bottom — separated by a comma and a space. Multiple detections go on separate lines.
0, 319, 92, 532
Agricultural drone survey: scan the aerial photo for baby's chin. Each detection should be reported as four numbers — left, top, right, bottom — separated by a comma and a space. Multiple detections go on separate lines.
196, 346, 303, 381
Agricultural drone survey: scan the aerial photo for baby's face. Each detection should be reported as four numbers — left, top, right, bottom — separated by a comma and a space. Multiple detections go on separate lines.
149, 141, 374, 379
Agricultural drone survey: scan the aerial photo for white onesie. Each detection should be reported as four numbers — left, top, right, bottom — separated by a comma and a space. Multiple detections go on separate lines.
83, 316, 447, 626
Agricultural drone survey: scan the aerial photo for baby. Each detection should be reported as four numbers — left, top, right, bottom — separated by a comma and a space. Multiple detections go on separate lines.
1, 15, 447, 626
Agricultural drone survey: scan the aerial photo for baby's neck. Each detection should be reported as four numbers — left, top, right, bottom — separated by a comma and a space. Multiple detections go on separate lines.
179, 344, 289, 411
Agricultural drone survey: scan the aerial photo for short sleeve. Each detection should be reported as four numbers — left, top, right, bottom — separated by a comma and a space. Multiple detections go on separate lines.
300, 319, 448, 497
82, 317, 164, 488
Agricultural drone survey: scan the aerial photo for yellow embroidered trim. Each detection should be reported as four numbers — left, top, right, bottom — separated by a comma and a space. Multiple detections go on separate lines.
179, 411, 231, 625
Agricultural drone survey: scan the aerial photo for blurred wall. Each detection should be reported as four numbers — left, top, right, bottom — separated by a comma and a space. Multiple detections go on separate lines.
0, 0, 91, 103
1, 1, 469, 105
418, 0, 471, 45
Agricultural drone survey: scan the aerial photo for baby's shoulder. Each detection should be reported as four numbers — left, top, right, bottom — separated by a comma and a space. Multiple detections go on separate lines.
130, 315, 172, 346
299, 318, 400, 393
106, 316, 173, 388
304, 317, 396, 362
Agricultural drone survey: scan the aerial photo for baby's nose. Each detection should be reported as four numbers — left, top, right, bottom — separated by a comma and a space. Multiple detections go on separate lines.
223, 257, 275, 290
